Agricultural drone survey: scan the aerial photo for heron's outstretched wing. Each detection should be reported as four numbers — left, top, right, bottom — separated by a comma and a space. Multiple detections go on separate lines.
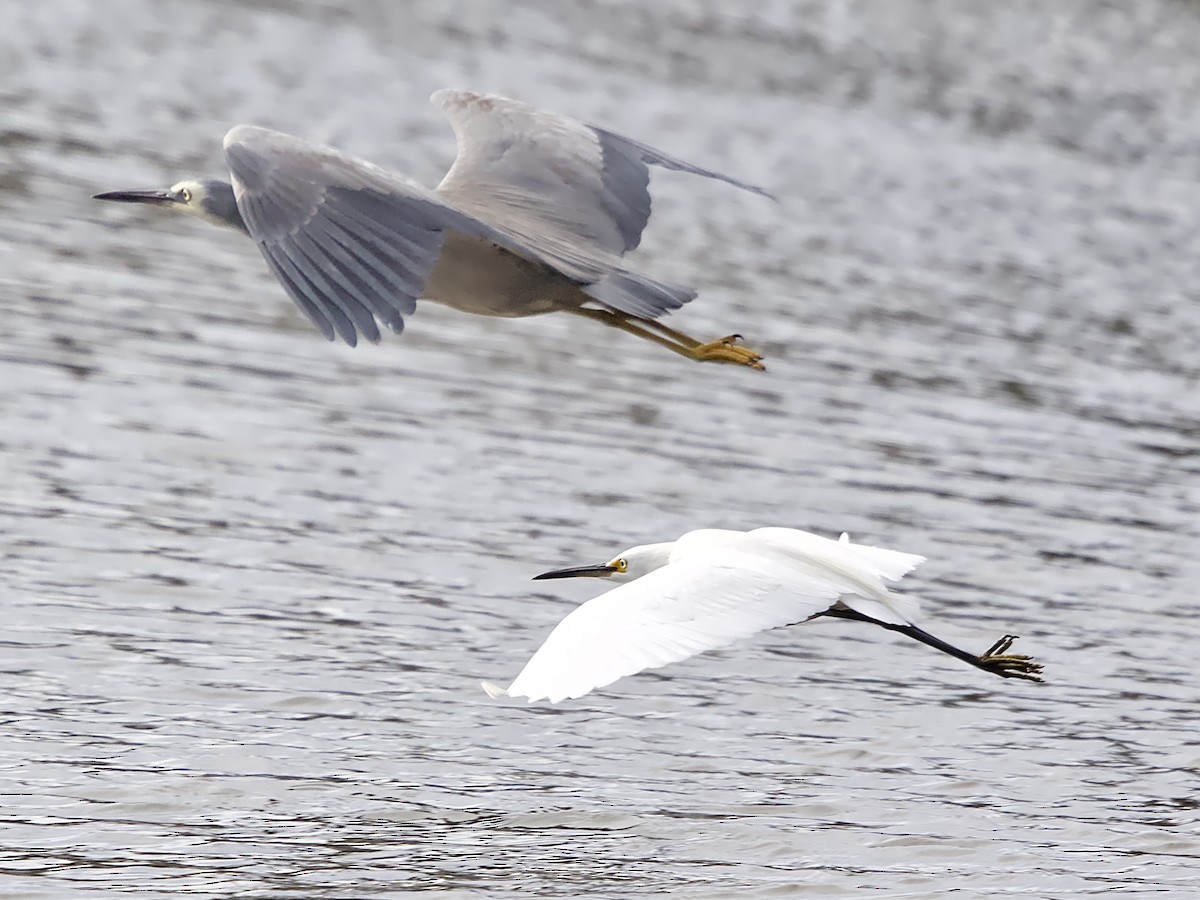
224, 125, 526, 346
432, 90, 770, 259
490, 551, 841, 703
225, 124, 695, 339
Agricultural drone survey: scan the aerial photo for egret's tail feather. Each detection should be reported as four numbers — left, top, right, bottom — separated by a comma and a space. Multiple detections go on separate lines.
481, 681, 510, 699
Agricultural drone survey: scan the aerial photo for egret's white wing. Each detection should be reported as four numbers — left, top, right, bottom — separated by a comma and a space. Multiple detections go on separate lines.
835, 532, 924, 580
225, 125, 546, 346
747, 528, 924, 625
433, 89, 769, 258
494, 551, 842, 703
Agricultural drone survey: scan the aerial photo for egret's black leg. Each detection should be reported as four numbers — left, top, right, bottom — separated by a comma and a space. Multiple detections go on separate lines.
815, 607, 1044, 682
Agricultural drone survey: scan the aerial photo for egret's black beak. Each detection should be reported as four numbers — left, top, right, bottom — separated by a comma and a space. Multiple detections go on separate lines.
532, 563, 618, 581
92, 189, 182, 206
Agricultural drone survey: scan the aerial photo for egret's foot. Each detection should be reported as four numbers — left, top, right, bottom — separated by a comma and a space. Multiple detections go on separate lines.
977, 635, 1044, 682
691, 335, 766, 370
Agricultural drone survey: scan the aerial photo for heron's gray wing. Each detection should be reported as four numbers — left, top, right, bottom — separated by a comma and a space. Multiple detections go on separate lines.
224, 124, 508, 346
431, 89, 770, 259
226, 124, 703, 337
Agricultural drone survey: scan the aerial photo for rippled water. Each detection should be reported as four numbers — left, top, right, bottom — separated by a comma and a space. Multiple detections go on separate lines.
2, 0, 1199, 896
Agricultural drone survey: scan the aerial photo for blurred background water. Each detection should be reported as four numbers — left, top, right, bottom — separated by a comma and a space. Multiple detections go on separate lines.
1, 0, 1199, 896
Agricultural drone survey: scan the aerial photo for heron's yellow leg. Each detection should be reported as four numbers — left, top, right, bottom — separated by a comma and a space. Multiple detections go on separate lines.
641, 318, 764, 367
567, 308, 765, 370
634, 318, 704, 348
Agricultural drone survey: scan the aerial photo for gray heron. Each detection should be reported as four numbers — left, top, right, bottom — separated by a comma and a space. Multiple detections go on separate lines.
94, 90, 770, 369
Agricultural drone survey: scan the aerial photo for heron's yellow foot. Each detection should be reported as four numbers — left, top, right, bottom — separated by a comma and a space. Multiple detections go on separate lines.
978, 635, 1044, 682
691, 335, 766, 370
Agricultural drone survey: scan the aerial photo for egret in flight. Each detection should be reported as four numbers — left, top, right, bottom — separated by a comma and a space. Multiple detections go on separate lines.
93, 90, 769, 369
482, 527, 1043, 703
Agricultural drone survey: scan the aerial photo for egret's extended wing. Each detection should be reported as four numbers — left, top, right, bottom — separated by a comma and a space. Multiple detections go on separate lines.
225, 125, 524, 346
491, 551, 841, 703
433, 90, 768, 260
748, 528, 925, 626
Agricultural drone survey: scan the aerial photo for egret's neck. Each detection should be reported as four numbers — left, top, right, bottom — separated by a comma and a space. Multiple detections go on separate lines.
621, 542, 675, 580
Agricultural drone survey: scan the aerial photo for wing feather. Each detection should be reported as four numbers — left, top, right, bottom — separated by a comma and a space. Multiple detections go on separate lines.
499, 552, 841, 703
301, 223, 408, 331
433, 89, 770, 257
259, 251, 341, 341
290, 230, 393, 340
225, 109, 764, 343
746, 527, 924, 625
226, 125, 491, 345
432, 90, 769, 320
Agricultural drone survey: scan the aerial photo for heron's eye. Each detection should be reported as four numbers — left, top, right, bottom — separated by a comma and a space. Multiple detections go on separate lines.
616, 558, 628, 573
180, 188, 192, 203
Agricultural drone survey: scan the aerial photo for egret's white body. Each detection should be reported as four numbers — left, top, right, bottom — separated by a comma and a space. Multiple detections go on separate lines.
483, 528, 1042, 703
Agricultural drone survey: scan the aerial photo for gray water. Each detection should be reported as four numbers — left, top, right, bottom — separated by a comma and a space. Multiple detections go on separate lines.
2, 0, 1199, 896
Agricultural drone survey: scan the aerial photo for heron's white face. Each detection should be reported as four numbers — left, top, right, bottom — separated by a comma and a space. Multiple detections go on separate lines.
168, 180, 214, 220
95, 177, 247, 233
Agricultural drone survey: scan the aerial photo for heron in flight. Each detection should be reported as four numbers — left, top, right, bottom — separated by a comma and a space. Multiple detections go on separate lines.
93, 90, 769, 369
482, 527, 1044, 703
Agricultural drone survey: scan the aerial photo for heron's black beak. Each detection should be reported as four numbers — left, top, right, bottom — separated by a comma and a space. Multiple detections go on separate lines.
532, 563, 618, 581
92, 189, 183, 206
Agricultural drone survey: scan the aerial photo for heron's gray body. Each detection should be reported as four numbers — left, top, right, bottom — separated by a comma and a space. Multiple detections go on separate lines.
424, 234, 583, 318
96, 90, 770, 349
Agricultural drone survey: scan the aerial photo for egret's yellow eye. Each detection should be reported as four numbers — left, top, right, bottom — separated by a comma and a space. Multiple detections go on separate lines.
615, 558, 628, 573
180, 187, 192, 203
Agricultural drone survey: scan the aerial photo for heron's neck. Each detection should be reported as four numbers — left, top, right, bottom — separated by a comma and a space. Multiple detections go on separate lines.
199, 180, 248, 233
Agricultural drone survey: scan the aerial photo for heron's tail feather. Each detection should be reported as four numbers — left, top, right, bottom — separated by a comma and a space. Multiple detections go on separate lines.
584, 270, 696, 320
481, 681, 511, 699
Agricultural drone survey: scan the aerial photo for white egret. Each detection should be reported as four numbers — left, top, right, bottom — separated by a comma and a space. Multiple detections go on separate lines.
482, 528, 1043, 703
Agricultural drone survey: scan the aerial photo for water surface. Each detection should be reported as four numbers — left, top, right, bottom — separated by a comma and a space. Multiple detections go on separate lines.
1, 1, 1198, 896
